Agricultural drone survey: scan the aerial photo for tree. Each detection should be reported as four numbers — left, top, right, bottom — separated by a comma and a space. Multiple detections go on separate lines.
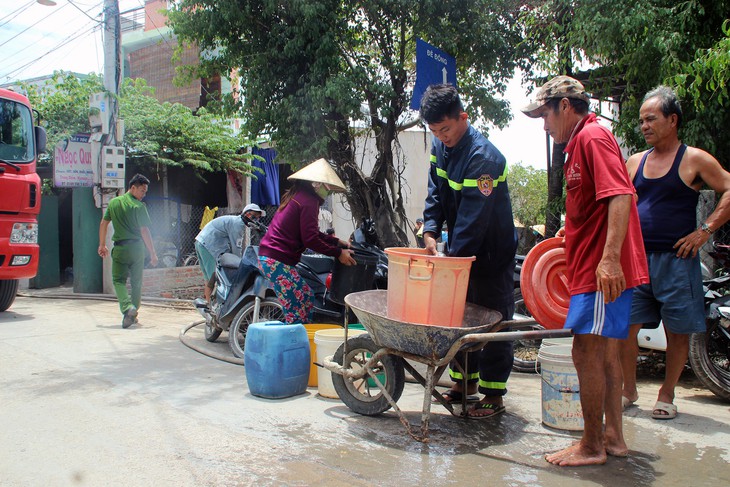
518, 0, 730, 236
673, 20, 730, 110
23, 71, 256, 181
510, 163, 548, 230
519, 0, 574, 238
168, 0, 527, 246
522, 0, 730, 163
509, 162, 548, 253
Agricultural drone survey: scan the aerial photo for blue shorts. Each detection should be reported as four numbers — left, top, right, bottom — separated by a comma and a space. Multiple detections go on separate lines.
629, 252, 705, 334
564, 289, 634, 339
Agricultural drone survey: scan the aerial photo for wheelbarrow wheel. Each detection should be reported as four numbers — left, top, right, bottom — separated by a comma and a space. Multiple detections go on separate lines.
332, 334, 405, 416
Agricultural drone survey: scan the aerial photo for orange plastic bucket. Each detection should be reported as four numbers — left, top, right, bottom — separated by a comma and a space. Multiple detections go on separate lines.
384, 247, 475, 327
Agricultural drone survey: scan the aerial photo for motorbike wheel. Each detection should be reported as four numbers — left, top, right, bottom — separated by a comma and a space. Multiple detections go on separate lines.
689, 323, 730, 402
228, 297, 286, 359
512, 290, 542, 373
183, 253, 199, 267
331, 334, 405, 416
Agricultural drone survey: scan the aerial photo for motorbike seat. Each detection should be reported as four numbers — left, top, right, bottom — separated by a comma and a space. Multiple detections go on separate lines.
300, 253, 334, 274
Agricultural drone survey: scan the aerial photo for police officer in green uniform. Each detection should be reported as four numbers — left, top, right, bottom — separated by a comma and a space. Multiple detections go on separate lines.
98, 174, 158, 328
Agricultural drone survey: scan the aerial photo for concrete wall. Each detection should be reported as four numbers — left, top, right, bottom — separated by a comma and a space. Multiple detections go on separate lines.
330, 129, 432, 246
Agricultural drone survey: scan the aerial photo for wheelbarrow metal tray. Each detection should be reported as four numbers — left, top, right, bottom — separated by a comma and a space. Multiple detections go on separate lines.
344, 290, 502, 361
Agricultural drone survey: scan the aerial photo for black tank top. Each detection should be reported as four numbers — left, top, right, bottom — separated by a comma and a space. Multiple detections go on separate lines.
633, 144, 698, 252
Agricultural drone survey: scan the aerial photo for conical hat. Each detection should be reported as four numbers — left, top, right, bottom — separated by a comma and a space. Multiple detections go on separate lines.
287, 158, 346, 192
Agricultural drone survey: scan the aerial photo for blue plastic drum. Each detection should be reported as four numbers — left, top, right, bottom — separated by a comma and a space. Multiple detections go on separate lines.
244, 321, 310, 399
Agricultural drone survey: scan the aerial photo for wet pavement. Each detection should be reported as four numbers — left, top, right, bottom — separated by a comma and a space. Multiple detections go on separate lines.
1, 293, 729, 486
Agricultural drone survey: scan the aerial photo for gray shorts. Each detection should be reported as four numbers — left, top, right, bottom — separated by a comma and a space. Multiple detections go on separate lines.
629, 252, 705, 334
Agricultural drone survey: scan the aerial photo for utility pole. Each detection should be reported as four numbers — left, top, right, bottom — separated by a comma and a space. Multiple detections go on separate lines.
99, 0, 122, 294
103, 0, 121, 146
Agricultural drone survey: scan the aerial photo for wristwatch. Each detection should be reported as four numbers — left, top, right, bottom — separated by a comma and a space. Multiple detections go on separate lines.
701, 222, 714, 235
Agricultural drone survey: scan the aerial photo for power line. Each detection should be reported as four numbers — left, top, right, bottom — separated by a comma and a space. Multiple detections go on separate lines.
1, 0, 173, 83
0, 1, 37, 27
0, 0, 104, 81
1, 21, 100, 82
128, 0, 176, 53
0, 3, 73, 49
67, 0, 103, 22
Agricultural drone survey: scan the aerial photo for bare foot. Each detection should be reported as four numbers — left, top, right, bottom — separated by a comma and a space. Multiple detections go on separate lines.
604, 442, 628, 457
545, 443, 607, 466
604, 433, 628, 457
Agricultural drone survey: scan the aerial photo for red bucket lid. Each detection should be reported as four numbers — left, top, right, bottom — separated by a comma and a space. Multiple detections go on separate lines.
520, 237, 570, 329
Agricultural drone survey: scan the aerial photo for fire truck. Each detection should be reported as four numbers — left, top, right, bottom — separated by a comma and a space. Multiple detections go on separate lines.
0, 87, 46, 311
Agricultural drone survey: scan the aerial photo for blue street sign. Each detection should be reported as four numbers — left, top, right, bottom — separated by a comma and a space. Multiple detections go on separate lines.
410, 38, 457, 110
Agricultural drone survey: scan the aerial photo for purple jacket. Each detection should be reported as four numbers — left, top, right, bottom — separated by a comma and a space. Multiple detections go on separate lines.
259, 189, 342, 266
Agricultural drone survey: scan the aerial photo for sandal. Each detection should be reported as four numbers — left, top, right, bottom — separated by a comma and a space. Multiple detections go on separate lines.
467, 402, 506, 420
432, 389, 479, 405
652, 401, 677, 420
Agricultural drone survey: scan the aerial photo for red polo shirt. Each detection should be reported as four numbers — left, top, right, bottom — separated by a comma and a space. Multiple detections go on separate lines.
564, 114, 648, 295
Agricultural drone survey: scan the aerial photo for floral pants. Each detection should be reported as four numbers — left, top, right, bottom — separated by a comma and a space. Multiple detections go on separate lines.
257, 256, 313, 324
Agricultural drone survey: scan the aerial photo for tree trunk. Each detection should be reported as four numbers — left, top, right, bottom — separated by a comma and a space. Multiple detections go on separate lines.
545, 142, 566, 238
327, 115, 410, 248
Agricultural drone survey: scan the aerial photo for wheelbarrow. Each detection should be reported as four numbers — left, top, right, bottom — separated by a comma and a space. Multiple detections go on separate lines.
322, 290, 572, 442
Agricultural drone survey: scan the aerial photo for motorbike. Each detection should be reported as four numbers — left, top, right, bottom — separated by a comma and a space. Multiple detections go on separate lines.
193, 218, 285, 359
512, 243, 730, 402
295, 218, 388, 324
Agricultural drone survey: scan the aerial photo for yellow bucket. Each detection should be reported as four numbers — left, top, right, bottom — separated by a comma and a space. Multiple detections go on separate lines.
304, 324, 342, 387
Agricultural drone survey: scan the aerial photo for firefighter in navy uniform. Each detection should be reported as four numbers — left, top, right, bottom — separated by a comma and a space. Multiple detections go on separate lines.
420, 84, 517, 419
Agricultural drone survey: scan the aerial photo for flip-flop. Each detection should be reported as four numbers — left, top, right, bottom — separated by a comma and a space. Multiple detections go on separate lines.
432, 389, 479, 405
467, 402, 506, 420
652, 401, 677, 420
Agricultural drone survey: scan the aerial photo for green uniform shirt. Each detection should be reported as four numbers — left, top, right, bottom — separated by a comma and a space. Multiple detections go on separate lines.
103, 192, 152, 242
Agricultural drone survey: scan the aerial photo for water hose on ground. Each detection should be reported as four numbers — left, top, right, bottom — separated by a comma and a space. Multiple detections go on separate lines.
179, 320, 244, 366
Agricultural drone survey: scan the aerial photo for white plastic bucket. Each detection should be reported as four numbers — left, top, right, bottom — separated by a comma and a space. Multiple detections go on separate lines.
537, 344, 583, 431
541, 336, 574, 348
314, 329, 366, 398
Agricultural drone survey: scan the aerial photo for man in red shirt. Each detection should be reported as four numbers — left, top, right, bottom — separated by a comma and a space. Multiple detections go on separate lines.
523, 76, 648, 466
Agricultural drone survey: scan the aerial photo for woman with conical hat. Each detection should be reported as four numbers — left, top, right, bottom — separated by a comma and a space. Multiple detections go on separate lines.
258, 158, 356, 324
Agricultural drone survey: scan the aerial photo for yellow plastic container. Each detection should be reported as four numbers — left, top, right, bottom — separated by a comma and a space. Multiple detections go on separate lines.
384, 247, 475, 327
304, 324, 342, 387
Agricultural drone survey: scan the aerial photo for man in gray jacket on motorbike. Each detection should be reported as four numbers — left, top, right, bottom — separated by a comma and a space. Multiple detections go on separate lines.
620, 86, 730, 420
195, 204, 266, 302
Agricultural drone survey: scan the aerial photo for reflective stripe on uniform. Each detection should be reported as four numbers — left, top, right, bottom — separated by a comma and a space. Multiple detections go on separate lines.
449, 369, 479, 381
431, 160, 508, 192
479, 380, 507, 390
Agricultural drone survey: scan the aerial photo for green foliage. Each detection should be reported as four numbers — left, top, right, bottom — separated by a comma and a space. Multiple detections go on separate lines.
673, 20, 730, 110
120, 78, 257, 175
509, 162, 548, 228
23, 72, 101, 163
521, 0, 730, 165
22, 72, 255, 182
168, 0, 526, 245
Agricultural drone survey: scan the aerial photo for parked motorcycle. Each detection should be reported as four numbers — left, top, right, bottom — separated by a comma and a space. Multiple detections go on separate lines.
512, 242, 730, 402
193, 218, 285, 359
295, 218, 387, 324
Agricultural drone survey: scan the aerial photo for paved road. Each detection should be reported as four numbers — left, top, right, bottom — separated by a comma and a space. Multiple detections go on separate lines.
1, 294, 729, 486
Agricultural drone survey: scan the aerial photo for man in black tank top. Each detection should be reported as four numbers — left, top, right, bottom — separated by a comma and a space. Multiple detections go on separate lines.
620, 86, 730, 420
